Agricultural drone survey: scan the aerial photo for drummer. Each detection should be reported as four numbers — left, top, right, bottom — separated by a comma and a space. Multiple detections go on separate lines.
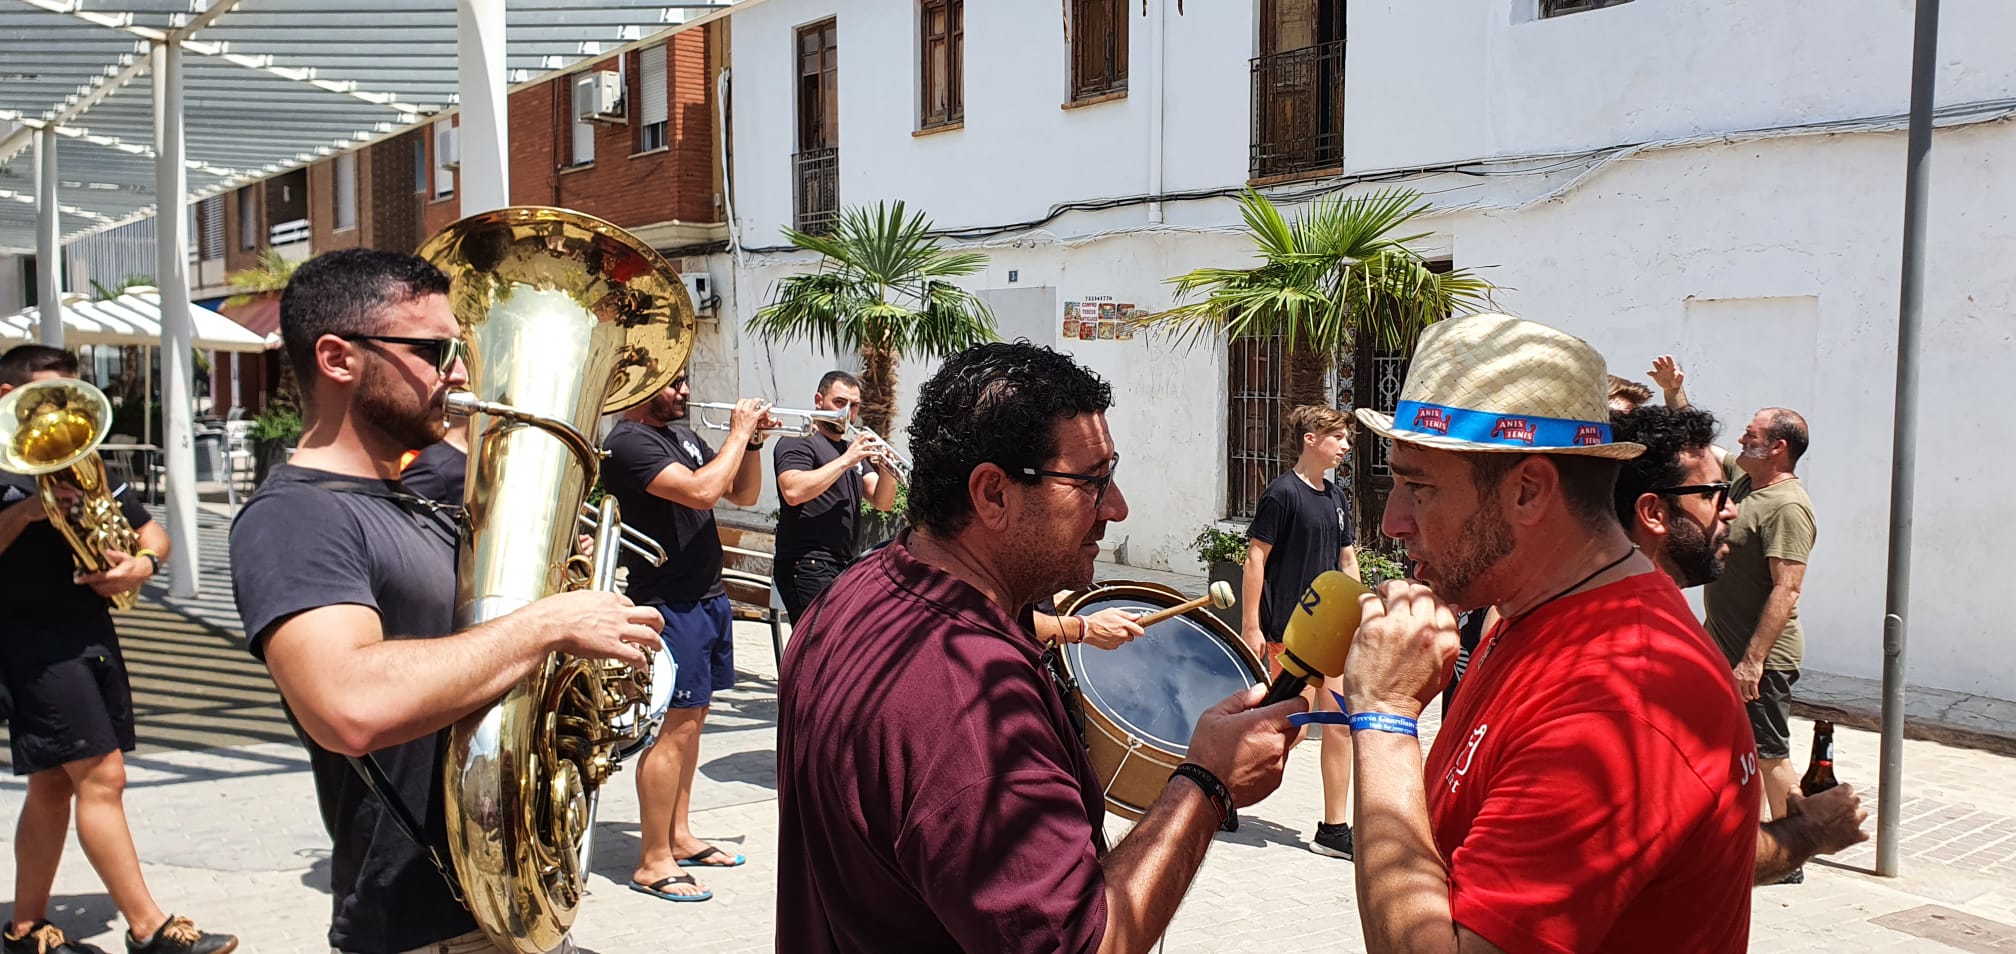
774, 341, 1306, 952
1034, 590, 1144, 649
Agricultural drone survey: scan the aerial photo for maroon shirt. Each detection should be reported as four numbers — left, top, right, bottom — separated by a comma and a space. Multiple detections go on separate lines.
776, 534, 1110, 953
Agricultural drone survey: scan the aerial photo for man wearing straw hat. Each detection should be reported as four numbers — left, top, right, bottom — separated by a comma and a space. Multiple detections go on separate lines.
1340, 315, 1759, 952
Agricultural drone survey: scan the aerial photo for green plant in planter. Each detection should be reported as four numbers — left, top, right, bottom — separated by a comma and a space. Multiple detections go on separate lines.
249, 407, 302, 443
859, 480, 910, 519
1191, 526, 1249, 568
1357, 548, 1410, 586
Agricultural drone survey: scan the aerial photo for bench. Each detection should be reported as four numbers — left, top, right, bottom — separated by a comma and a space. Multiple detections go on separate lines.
717, 522, 788, 670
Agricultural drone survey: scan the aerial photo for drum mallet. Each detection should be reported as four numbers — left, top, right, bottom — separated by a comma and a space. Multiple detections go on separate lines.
1130, 581, 1236, 627
1262, 570, 1372, 706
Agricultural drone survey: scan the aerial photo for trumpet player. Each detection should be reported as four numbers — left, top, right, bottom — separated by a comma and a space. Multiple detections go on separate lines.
1, 345, 237, 954
772, 371, 898, 621
229, 250, 662, 954
601, 371, 778, 902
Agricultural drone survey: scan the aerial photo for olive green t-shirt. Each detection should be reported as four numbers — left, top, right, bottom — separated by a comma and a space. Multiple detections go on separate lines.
1703, 455, 1816, 671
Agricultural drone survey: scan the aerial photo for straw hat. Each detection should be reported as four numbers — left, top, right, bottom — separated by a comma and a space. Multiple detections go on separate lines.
1353, 314, 1644, 460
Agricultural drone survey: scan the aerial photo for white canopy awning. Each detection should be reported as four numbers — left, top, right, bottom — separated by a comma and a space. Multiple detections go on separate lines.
0, 288, 272, 353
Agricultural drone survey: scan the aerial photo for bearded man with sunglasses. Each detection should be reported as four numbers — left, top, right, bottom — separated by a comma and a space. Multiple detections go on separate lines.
775, 341, 1306, 953
230, 249, 664, 954
1611, 405, 1865, 886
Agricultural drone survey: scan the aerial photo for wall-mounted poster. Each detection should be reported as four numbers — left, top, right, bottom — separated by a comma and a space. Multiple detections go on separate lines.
1079, 320, 1099, 339
1062, 316, 1079, 338
1097, 320, 1117, 339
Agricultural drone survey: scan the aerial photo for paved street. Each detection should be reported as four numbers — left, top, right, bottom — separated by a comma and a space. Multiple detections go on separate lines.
5, 507, 2016, 952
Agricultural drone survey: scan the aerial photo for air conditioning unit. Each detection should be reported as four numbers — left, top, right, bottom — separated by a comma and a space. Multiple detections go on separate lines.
574, 71, 626, 123
435, 123, 460, 170
681, 272, 717, 316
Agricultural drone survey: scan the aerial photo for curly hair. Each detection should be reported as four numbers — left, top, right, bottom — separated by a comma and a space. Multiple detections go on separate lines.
280, 248, 451, 404
905, 340, 1114, 536
1610, 405, 1721, 526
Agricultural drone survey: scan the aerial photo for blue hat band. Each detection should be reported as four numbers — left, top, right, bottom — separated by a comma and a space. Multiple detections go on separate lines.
1393, 400, 1613, 449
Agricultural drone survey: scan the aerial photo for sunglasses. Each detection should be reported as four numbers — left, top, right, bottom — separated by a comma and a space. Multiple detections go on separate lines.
1018, 454, 1121, 510
1650, 481, 1731, 513
343, 334, 467, 377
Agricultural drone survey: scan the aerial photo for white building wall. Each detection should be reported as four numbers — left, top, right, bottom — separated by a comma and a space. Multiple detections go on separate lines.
716, 0, 2014, 699
1348, 0, 2016, 171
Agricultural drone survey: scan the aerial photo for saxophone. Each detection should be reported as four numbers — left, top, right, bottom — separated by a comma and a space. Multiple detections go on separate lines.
0, 377, 143, 611
417, 206, 695, 953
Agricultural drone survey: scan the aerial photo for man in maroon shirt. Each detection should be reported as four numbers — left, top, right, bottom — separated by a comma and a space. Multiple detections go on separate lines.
776, 341, 1307, 953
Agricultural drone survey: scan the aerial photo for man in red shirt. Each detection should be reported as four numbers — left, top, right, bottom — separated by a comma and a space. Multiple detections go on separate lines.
1342, 314, 1759, 953
775, 341, 1307, 953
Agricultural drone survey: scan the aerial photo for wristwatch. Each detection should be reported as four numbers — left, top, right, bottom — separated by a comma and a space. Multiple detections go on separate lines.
136, 548, 161, 574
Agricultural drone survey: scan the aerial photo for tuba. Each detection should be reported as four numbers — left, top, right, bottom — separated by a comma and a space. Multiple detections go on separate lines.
417, 206, 695, 953
0, 377, 142, 611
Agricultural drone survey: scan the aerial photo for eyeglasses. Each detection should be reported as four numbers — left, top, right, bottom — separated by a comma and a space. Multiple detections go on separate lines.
1018, 454, 1120, 510
342, 335, 466, 377
1650, 481, 1731, 513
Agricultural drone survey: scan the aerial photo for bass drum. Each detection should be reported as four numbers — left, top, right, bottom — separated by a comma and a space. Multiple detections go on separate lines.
1054, 581, 1264, 820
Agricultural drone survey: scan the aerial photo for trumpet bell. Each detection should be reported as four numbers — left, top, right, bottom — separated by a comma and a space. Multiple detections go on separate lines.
1, 379, 115, 476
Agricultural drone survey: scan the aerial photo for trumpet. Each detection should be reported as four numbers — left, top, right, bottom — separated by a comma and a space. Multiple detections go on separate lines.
845, 423, 911, 483
689, 401, 849, 438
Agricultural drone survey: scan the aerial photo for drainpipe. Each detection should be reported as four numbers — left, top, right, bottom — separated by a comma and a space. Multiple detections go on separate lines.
1145, 0, 1166, 225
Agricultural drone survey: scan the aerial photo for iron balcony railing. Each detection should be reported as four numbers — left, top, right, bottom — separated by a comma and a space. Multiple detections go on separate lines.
1250, 39, 1345, 180
793, 147, 839, 235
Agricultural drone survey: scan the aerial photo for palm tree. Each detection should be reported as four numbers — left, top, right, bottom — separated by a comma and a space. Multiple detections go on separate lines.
1139, 187, 1497, 408
747, 201, 998, 436
224, 248, 304, 414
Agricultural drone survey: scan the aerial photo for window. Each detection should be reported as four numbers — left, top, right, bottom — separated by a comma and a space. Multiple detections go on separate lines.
1068, 0, 1127, 101
412, 137, 426, 194
1541, 0, 1631, 16
920, 0, 963, 128
198, 197, 224, 261
1250, 0, 1345, 179
571, 105, 597, 166
433, 120, 456, 199
794, 19, 840, 233
237, 185, 256, 249
334, 152, 358, 230
638, 44, 669, 152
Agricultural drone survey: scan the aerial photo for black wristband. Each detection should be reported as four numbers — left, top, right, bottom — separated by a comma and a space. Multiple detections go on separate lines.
746, 440, 764, 451
1171, 762, 1237, 832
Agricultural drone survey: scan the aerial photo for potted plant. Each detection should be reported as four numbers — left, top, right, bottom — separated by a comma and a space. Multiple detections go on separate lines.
855, 480, 910, 556
249, 406, 302, 485
1190, 526, 1249, 630
1357, 547, 1411, 586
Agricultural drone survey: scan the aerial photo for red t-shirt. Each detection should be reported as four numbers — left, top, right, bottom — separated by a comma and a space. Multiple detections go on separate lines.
1424, 572, 1758, 953
775, 534, 1109, 953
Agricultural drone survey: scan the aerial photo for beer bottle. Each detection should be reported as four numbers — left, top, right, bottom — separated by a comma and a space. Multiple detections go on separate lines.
1800, 720, 1839, 797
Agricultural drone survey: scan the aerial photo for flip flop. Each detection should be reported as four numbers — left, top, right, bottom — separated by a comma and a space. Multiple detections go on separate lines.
677, 846, 746, 868
629, 874, 712, 903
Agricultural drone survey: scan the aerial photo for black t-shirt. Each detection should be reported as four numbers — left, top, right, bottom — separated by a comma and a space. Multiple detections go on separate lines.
228, 465, 476, 954
0, 471, 154, 664
1246, 470, 1352, 642
601, 420, 725, 604
773, 431, 866, 565
399, 441, 466, 505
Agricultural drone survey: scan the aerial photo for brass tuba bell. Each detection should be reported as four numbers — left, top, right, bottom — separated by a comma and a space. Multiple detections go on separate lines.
0, 377, 142, 611
417, 206, 694, 954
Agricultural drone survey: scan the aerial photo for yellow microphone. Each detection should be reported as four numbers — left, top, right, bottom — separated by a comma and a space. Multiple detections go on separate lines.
1261, 570, 1371, 706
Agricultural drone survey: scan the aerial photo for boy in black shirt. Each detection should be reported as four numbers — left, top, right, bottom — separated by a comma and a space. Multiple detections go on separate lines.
1242, 404, 1361, 861
772, 370, 899, 620
2, 345, 236, 954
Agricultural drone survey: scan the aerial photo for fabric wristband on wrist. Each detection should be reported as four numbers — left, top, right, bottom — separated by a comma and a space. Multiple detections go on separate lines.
1171, 762, 1238, 832
1348, 711, 1419, 737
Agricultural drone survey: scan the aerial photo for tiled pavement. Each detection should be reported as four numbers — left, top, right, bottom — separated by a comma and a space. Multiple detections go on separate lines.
4, 509, 2016, 951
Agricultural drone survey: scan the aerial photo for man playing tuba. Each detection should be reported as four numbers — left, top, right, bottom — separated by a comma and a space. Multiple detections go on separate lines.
228, 249, 664, 954
1, 344, 237, 954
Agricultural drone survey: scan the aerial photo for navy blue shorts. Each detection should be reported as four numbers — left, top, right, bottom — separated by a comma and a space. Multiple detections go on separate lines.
653, 595, 735, 709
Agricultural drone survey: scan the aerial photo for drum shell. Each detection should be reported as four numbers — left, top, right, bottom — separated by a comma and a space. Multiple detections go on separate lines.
1055, 582, 1264, 820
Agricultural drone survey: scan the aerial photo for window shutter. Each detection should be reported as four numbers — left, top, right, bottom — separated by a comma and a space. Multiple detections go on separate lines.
201, 196, 224, 260
334, 152, 358, 229
640, 44, 668, 127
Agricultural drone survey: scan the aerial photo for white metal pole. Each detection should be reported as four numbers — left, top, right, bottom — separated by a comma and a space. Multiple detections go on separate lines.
153, 39, 200, 598
34, 126, 64, 346
456, 0, 510, 215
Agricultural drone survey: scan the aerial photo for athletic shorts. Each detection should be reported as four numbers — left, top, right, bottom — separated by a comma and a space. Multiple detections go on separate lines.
4, 647, 137, 776
653, 595, 735, 709
1749, 668, 1801, 760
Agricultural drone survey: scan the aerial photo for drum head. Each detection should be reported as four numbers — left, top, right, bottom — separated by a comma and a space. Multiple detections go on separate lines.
1062, 592, 1260, 752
